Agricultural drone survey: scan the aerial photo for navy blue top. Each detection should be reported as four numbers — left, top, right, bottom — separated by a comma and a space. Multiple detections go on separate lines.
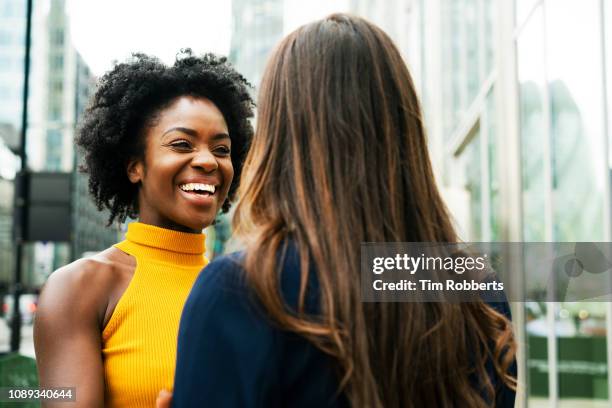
172, 246, 516, 407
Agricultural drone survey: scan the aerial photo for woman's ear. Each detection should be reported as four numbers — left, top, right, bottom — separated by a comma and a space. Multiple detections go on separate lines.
127, 158, 144, 184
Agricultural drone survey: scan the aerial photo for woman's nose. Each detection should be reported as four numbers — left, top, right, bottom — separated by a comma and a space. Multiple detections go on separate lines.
191, 149, 218, 172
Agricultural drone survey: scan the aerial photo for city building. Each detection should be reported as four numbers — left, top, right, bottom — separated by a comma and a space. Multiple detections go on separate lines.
396, 0, 612, 406
0, 142, 17, 296
0, 0, 119, 292
229, 0, 285, 91
0, 0, 29, 292
0, 0, 25, 150
71, 52, 119, 260
0, 0, 605, 404
349, 0, 422, 88
212, 0, 286, 256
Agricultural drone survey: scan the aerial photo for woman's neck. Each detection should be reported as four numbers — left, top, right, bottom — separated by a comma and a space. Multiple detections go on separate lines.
137, 216, 203, 234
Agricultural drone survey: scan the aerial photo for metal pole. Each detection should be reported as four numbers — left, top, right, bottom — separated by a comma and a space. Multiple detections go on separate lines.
597, 0, 612, 403
10, 0, 33, 353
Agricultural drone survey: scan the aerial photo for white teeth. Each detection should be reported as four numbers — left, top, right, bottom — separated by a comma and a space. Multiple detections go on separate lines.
179, 183, 216, 193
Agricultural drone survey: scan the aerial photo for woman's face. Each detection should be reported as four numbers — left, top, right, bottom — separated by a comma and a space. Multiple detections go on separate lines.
128, 96, 233, 233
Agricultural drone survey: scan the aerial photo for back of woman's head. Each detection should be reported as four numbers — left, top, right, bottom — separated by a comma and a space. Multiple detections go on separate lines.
235, 14, 515, 407
238, 13, 452, 243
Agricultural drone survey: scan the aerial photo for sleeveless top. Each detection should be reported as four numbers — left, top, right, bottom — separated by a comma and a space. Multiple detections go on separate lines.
102, 222, 207, 407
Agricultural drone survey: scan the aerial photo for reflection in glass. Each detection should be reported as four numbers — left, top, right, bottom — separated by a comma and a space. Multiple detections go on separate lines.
555, 301, 609, 400
525, 301, 549, 398
517, 4, 549, 400
606, 0, 612, 169
517, 5, 546, 243
547, 0, 605, 242
464, 0, 480, 104
547, 0, 608, 401
464, 130, 482, 240
515, 0, 540, 28
440, 0, 489, 138
440, 0, 463, 135
483, 0, 495, 76
486, 91, 500, 241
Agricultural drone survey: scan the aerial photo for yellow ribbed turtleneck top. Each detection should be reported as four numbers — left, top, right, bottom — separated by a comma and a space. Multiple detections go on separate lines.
102, 222, 208, 407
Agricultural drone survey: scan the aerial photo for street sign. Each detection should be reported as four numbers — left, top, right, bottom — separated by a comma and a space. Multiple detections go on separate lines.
24, 172, 72, 242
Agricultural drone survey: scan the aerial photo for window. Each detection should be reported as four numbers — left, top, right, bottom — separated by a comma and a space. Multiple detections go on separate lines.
463, 128, 483, 240
548, 0, 605, 242
48, 103, 61, 122
52, 28, 64, 46
51, 54, 63, 71
486, 91, 500, 240
51, 79, 63, 94
516, 0, 541, 28
46, 129, 63, 171
517, 0, 610, 403
517, 5, 546, 243
0, 29, 10, 45
605, 0, 612, 174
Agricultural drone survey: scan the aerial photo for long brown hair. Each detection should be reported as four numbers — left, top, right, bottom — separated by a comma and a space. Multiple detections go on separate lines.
233, 13, 516, 407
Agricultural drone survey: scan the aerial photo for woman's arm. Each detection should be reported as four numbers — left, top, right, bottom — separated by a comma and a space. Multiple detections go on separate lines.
34, 259, 112, 407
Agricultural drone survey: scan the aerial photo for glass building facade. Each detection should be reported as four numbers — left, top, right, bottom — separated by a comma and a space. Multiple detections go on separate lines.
226, 3, 612, 404
384, 0, 612, 406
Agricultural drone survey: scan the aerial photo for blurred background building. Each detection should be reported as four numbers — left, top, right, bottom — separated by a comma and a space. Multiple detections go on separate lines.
0, 0, 119, 345
229, 0, 284, 92
1, 0, 611, 406
0, 0, 26, 302
405, 1, 612, 407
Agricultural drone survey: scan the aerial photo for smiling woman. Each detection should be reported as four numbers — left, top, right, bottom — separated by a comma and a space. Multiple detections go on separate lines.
128, 96, 234, 232
32, 51, 254, 407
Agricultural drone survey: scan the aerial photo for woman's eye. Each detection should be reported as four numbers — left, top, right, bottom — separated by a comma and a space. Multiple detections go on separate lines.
170, 141, 192, 149
215, 146, 231, 155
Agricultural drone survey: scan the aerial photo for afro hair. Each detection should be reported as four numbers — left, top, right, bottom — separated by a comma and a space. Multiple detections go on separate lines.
76, 50, 254, 225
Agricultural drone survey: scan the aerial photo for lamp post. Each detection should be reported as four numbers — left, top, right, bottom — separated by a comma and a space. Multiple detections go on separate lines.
10, 0, 33, 353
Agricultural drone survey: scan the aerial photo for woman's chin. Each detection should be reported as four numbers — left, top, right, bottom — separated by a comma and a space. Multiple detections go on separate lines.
172, 211, 217, 232
189, 218, 215, 233
183, 223, 208, 233
164, 218, 209, 234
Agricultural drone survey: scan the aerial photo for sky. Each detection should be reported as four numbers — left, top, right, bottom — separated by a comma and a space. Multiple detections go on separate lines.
66, 0, 349, 77
66, 0, 233, 76
283, 0, 349, 35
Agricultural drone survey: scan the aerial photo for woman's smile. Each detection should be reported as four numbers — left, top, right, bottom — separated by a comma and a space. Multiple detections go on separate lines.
177, 179, 220, 207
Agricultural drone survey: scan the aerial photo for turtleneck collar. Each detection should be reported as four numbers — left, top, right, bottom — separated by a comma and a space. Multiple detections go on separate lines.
117, 222, 206, 267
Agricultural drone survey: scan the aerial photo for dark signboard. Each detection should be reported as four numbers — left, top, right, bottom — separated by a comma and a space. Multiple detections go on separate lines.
24, 172, 71, 242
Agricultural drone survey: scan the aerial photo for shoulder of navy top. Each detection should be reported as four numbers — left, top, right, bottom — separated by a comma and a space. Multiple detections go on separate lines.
172, 242, 346, 408
202, 243, 514, 329
200, 242, 322, 315
172, 242, 516, 407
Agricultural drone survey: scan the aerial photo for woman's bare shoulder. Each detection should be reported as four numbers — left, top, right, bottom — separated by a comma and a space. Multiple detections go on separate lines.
33, 248, 131, 402
38, 246, 135, 326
